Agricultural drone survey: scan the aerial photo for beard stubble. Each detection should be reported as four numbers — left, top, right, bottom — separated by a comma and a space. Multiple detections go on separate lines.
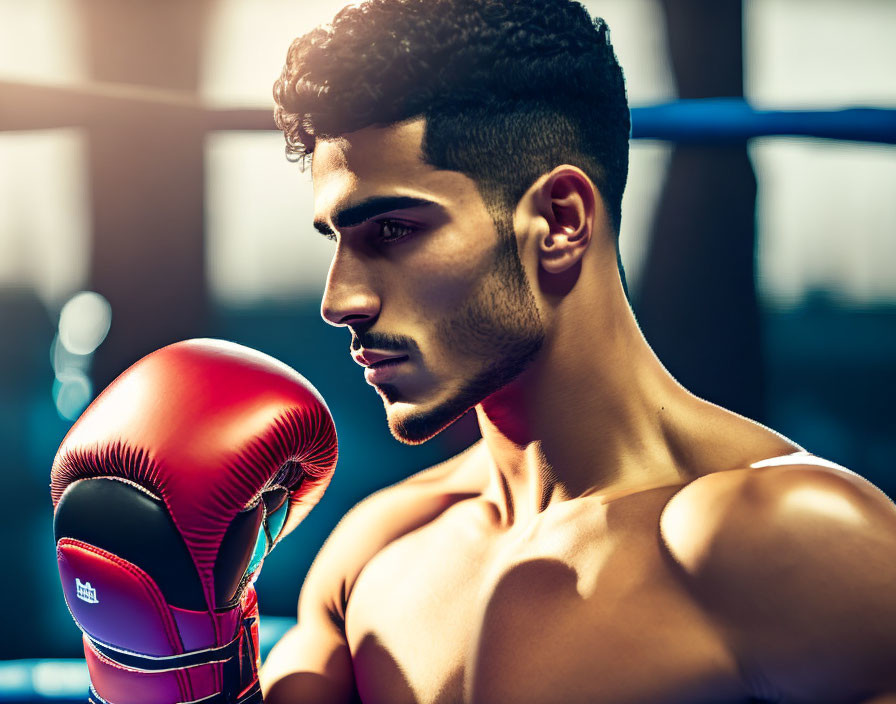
386, 215, 546, 444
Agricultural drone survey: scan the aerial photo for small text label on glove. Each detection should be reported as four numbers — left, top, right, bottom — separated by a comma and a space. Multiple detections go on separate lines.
76, 578, 98, 604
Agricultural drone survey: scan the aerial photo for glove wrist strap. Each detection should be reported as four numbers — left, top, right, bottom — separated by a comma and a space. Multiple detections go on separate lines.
88, 681, 262, 704
86, 630, 243, 673
85, 614, 261, 704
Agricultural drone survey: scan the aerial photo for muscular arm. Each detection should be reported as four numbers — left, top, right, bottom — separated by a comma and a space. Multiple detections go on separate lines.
260, 445, 483, 703
662, 460, 896, 703
259, 504, 362, 704
261, 620, 358, 704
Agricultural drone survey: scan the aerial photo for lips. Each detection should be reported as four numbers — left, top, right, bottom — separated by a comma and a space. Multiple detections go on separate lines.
351, 348, 410, 385
352, 349, 406, 367
363, 356, 408, 385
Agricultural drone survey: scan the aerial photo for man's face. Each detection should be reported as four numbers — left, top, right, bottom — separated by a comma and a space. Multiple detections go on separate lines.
311, 118, 544, 444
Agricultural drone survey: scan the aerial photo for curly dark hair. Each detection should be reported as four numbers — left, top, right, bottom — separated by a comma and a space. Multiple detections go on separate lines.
273, 0, 630, 242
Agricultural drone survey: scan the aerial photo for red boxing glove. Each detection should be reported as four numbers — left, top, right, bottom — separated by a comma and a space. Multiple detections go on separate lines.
50, 339, 337, 704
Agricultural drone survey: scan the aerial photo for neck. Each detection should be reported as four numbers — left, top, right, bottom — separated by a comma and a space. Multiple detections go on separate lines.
474, 257, 702, 528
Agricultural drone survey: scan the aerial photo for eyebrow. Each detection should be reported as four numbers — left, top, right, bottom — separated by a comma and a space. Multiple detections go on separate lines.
313, 195, 441, 236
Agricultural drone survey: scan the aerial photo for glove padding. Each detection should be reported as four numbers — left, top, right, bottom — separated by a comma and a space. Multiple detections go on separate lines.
51, 339, 337, 704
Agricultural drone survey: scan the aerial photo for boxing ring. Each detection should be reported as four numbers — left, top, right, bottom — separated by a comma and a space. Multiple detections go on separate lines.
1, 82, 894, 702
2, 79, 895, 144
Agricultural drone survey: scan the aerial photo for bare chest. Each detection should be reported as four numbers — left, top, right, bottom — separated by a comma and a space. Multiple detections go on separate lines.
344, 498, 746, 704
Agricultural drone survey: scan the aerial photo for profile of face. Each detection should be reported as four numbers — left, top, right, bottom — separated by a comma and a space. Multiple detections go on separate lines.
311, 118, 545, 444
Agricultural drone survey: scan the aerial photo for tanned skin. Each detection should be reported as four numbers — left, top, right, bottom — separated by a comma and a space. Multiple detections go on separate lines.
260, 118, 896, 704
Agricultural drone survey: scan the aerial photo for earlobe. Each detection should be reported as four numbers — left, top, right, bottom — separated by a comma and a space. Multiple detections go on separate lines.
540, 226, 583, 274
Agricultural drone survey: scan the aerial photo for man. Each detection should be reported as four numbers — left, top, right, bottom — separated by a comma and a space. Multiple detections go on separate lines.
260, 1, 896, 702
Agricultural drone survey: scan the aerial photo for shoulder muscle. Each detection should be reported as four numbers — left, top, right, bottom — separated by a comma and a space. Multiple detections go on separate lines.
661, 458, 896, 702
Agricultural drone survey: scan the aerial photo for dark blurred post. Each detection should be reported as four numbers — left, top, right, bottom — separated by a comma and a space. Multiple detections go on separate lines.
635, 1, 765, 422
78, 0, 213, 388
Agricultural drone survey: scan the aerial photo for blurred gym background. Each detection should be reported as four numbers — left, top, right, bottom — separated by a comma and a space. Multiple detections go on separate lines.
1, 0, 894, 669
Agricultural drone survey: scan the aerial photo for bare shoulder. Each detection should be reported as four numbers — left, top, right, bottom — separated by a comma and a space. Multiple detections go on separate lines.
337, 439, 484, 551
660, 452, 896, 574
660, 453, 896, 703
302, 440, 485, 621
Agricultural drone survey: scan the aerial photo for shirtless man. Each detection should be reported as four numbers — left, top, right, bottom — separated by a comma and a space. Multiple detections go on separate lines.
260, 1, 896, 702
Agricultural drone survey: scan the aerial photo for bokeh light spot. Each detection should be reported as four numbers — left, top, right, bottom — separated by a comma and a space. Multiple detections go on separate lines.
58, 291, 112, 355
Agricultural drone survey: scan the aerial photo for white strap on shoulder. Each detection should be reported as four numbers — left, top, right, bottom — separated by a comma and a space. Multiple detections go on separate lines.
749, 450, 847, 472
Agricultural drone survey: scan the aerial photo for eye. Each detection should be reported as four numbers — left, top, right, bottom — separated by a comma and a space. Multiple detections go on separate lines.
376, 219, 418, 244
313, 227, 336, 243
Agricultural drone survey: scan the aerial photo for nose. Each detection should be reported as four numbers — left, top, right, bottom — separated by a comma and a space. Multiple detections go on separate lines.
320, 246, 381, 327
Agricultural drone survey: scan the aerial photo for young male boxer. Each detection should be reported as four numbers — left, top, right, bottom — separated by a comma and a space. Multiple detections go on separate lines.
261, 1, 896, 702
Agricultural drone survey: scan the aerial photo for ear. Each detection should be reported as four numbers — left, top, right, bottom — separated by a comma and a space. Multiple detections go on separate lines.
532, 166, 597, 275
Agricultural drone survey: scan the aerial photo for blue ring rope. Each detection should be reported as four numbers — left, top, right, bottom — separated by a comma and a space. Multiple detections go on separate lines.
630, 98, 896, 145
